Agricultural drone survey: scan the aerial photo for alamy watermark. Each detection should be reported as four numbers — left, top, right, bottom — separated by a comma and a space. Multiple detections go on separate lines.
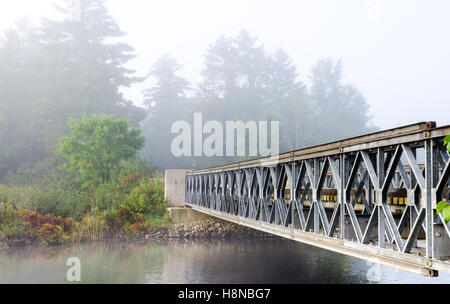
66, 257, 81, 282
170, 113, 279, 158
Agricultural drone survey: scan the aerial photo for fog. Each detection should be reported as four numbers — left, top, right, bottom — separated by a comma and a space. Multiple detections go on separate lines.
1, 2, 450, 284
0, 0, 449, 173
112, 0, 450, 129
2, 0, 448, 129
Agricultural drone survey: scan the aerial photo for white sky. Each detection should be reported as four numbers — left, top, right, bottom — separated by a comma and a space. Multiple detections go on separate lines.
1, 0, 449, 130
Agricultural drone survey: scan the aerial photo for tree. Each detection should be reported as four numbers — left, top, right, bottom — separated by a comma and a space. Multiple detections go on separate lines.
143, 55, 190, 112
266, 49, 311, 151
196, 31, 272, 167
309, 58, 376, 144
139, 32, 378, 171
39, 0, 146, 125
140, 55, 192, 171
200, 34, 238, 100
267, 49, 301, 101
0, 0, 146, 179
0, 20, 43, 178
56, 115, 145, 186
197, 31, 311, 159
37, 0, 145, 162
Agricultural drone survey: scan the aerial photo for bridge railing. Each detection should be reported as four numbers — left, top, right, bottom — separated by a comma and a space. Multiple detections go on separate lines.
185, 122, 450, 264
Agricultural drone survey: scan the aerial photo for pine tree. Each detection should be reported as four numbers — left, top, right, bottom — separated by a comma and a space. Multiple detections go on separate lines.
309, 58, 376, 143
39, 0, 145, 126
141, 55, 192, 170
0, 21, 43, 177
0, 0, 146, 178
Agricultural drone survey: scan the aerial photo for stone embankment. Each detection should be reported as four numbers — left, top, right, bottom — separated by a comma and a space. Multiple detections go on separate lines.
145, 219, 277, 240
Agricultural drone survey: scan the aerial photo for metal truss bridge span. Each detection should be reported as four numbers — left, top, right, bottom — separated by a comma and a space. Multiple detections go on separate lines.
185, 122, 450, 277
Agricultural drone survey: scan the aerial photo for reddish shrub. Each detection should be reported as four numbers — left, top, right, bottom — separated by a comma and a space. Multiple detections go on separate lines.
18, 209, 73, 234
36, 223, 64, 244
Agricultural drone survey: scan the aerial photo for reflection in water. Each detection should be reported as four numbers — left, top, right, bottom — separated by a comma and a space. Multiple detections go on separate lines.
0, 239, 449, 284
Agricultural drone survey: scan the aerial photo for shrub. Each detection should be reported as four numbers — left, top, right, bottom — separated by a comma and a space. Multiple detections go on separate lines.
74, 211, 107, 241
0, 181, 90, 221
36, 223, 65, 245
0, 184, 35, 210
0, 203, 32, 242
0, 202, 74, 244
90, 183, 124, 212
18, 210, 74, 234
0, 158, 169, 241
102, 208, 121, 230
121, 176, 168, 224
124, 220, 150, 236
29, 181, 90, 220
115, 159, 155, 190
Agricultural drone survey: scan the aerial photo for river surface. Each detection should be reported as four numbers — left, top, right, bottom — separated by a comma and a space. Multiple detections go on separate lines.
0, 238, 449, 284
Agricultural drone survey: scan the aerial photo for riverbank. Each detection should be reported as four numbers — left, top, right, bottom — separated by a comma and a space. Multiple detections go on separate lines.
145, 219, 276, 240
0, 217, 277, 249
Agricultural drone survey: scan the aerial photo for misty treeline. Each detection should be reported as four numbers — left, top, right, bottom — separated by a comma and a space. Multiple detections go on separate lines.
0, 0, 376, 180
146, 31, 377, 170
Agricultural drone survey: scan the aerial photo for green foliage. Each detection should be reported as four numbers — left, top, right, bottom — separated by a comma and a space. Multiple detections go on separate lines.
0, 203, 32, 242
0, 184, 35, 210
436, 135, 450, 224
0, 156, 67, 186
115, 158, 156, 190
0, 179, 90, 221
92, 174, 170, 235
0, 1, 146, 178
36, 223, 66, 245
91, 183, 124, 211
79, 166, 169, 236
111, 175, 169, 232
74, 211, 107, 241
0, 156, 168, 244
437, 201, 450, 224
57, 115, 145, 186
122, 176, 168, 223
444, 135, 450, 154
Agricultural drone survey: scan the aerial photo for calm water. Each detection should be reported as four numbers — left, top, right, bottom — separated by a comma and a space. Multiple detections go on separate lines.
0, 238, 449, 284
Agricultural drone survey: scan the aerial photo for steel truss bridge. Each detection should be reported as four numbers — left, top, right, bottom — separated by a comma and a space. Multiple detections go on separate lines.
185, 122, 450, 277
